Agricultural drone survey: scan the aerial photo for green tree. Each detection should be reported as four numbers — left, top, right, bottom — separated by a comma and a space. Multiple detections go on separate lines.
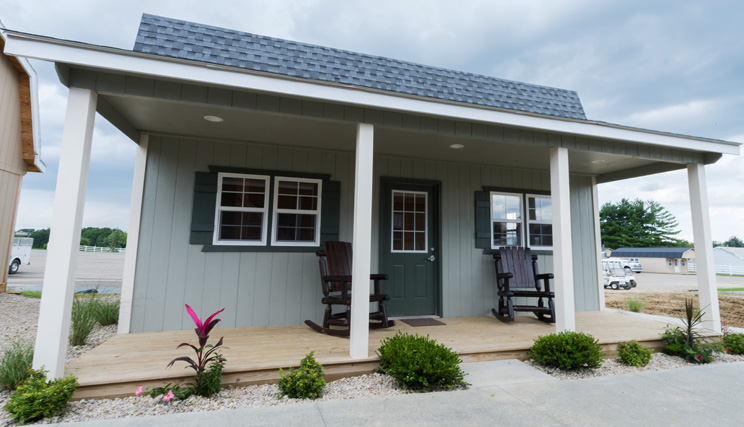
30, 229, 50, 249
720, 236, 744, 247
81, 227, 113, 247
600, 199, 684, 248
103, 229, 127, 249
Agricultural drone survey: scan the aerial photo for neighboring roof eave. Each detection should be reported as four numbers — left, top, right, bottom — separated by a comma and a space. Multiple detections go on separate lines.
0, 24, 44, 173
3, 30, 741, 157
611, 247, 694, 258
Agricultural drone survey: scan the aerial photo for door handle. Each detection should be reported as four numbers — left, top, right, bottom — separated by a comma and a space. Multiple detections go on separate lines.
426, 255, 436, 262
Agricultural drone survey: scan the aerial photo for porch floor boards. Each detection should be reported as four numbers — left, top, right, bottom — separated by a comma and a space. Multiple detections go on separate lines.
67, 311, 685, 400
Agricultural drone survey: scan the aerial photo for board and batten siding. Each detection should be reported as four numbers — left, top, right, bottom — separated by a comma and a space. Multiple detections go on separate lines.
0, 53, 27, 287
131, 135, 599, 332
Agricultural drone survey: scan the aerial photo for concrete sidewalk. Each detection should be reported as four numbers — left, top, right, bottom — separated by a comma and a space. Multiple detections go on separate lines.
60, 360, 744, 426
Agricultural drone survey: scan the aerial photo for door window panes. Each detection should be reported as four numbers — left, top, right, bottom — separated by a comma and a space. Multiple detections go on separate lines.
392, 191, 427, 252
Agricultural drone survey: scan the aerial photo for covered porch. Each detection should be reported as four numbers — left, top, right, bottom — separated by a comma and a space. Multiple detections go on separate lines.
2, 16, 738, 382
67, 311, 700, 400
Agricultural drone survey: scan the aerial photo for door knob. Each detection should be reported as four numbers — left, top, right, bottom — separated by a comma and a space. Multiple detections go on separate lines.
426, 255, 436, 262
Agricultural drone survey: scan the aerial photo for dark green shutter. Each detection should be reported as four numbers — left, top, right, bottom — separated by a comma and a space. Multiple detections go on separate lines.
190, 172, 218, 244
320, 180, 341, 244
474, 191, 491, 250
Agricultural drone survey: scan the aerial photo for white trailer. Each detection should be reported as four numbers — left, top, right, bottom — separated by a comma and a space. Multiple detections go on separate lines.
8, 237, 33, 274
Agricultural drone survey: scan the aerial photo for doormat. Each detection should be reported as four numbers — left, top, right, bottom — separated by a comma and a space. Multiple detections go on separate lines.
401, 318, 446, 327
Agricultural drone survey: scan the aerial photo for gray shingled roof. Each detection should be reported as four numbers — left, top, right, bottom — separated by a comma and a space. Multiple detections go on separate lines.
611, 247, 694, 258
133, 14, 587, 120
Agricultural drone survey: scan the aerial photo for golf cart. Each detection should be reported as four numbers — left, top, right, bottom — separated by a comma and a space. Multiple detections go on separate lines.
602, 259, 637, 290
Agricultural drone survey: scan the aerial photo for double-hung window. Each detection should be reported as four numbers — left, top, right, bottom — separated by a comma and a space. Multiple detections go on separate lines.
271, 177, 322, 246
488, 191, 553, 250
526, 195, 553, 250
212, 173, 322, 247
213, 173, 269, 246
490, 192, 523, 247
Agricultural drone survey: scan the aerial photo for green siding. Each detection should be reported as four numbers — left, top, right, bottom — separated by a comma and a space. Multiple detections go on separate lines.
132, 136, 599, 332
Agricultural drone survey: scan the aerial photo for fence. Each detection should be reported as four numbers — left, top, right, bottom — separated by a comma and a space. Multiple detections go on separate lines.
79, 246, 126, 254
688, 262, 744, 276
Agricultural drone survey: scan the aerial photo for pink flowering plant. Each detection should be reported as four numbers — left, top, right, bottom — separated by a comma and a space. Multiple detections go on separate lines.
135, 305, 227, 401
166, 304, 227, 398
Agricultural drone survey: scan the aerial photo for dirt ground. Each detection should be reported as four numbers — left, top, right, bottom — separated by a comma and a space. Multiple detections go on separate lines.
605, 291, 744, 329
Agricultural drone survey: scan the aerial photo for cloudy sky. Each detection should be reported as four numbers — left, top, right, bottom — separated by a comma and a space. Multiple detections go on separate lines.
3, 0, 743, 242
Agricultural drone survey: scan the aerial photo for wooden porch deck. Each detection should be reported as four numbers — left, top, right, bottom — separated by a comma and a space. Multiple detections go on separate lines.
68, 311, 682, 400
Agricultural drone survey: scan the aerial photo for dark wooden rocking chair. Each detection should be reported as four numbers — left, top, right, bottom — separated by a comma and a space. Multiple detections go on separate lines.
304, 241, 396, 337
492, 246, 555, 323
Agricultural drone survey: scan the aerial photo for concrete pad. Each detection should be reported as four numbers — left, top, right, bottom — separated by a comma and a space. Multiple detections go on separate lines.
317, 389, 562, 427
460, 359, 557, 388
60, 401, 326, 427
493, 367, 743, 426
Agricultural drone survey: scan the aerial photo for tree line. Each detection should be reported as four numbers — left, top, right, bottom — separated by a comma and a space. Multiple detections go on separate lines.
16, 227, 128, 249
600, 198, 742, 249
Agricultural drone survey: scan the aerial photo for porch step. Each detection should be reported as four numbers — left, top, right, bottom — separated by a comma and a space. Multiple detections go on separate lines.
71, 337, 669, 400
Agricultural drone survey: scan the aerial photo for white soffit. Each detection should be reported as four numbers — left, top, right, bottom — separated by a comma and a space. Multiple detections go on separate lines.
2, 31, 740, 156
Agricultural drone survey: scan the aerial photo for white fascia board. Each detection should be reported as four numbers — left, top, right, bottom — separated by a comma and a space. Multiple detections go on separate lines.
3, 31, 740, 156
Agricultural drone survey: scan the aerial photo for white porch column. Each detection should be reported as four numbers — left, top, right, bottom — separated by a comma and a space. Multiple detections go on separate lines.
550, 147, 575, 332
350, 123, 374, 359
118, 134, 149, 334
687, 163, 721, 332
32, 87, 97, 378
592, 177, 605, 310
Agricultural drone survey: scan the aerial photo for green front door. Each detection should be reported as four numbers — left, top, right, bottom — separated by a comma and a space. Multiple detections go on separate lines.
379, 180, 439, 316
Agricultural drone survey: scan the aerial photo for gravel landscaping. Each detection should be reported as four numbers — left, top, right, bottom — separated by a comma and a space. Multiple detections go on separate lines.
1, 292, 743, 425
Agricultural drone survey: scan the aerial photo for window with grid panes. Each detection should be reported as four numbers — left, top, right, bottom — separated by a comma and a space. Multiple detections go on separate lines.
271, 177, 322, 246
213, 173, 269, 245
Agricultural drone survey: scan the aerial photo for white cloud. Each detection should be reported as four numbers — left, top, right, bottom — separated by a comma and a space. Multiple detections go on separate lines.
4, 0, 744, 243
14, 188, 131, 231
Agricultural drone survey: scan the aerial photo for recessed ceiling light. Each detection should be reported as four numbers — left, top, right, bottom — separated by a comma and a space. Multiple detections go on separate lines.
449, 144, 465, 149
591, 159, 606, 164
203, 115, 224, 123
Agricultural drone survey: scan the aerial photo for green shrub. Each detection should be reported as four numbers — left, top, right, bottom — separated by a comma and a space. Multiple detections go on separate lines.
616, 340, 652, 367
91, 298, 120, 326
4, 368, 78, 424
530, 331, 604, 371
192, 354, 225, 398
722, 333, 744, 355
0, 340, 34, 390
70, 297, 98, 346
376, 332, 468, 391
627, 298, 645, 313
661, 299, 719, 364
278, 351, 326, 399
661, 328, 717, 364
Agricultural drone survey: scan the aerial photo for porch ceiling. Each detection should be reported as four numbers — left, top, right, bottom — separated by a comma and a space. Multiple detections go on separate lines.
102, 93, 662, 176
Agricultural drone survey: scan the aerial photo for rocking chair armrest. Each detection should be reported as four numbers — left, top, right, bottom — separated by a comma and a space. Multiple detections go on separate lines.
370, 273, 389, 280
496, 272, 514, 279
324, 275, 353, 283
535, 273, 554, 293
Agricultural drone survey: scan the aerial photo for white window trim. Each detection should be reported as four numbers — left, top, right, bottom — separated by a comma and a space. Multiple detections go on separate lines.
526, 194, 553, 251
213, 172, 270, 246
390, 190, 429, 254
270, 176, 323, 247
489, 191, 524, 250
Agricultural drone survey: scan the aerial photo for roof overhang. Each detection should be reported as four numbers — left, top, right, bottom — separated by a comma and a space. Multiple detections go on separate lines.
2, 30, 739, 167
0, 26, 45, 173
